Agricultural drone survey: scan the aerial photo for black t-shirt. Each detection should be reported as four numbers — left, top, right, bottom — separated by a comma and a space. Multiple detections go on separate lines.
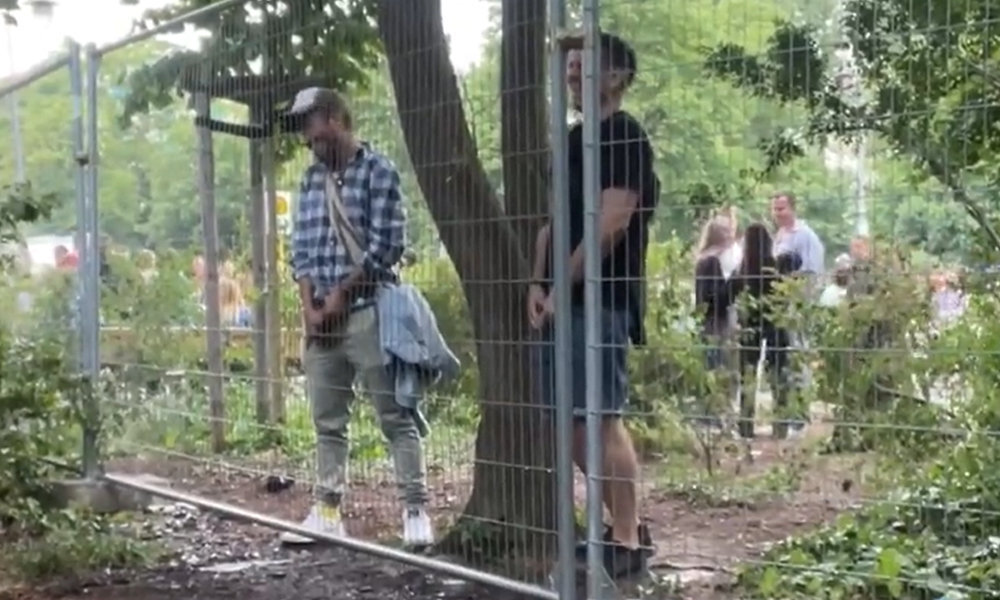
545, 110, 660, 342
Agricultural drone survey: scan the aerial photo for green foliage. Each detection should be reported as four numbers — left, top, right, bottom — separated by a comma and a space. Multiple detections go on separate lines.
0, 182, 77, 525
0, 183, 154, 582
704, 1, 1000, 258
743, 436, 1000, 599
119, 0, 383, 162
628, 238, 709, 457
740, 291, 1000, 599
0, 44, 254, 250
7, 510, 159, 582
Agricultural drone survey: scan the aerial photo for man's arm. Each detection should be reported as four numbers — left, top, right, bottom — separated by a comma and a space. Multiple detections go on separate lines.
337, 157, 407, 295
567, 129, 649, 284
567, 190, 638, 283
532, 223, 551, 282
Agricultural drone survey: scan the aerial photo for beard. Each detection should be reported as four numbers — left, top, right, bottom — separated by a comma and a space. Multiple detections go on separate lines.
312, 140, 334, 165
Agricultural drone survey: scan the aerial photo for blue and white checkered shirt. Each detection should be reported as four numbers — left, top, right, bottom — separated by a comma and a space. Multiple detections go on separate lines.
290, 144, 406, 303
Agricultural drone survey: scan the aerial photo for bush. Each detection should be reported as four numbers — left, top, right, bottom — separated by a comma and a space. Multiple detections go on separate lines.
739, 290, 1000, 600
0, 182, 155, 582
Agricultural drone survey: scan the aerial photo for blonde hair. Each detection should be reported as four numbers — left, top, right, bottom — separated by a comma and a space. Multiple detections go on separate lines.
716, 205, 739, 237
697, 216, 733, 256
218, 277, 244, 324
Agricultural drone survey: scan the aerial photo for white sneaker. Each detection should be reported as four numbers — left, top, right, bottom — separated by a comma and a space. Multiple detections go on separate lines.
279, 503, 346, 545
402, 506, 434, 547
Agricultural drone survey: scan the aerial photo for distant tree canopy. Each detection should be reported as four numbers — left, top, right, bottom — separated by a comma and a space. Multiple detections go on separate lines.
704, 0, 1000, 260
0, 0, 988, 262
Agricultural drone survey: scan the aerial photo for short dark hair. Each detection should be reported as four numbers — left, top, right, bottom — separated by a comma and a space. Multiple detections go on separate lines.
772, 192, 797, 209
601, 32, 637, 87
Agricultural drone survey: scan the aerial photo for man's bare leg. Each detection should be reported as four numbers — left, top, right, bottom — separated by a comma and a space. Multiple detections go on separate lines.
572, 419, 640, 548
602, 418, 640, 548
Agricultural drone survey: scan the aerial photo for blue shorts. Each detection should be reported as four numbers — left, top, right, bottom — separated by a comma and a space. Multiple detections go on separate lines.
534, 307, 631, 418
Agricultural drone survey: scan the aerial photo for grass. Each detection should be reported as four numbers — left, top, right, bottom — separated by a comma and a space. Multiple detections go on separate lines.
106, 377, 480, 481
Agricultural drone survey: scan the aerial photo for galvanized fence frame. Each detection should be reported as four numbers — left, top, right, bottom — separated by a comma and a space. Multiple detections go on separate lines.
78, 1, 583, 599
0, 38, 94, 474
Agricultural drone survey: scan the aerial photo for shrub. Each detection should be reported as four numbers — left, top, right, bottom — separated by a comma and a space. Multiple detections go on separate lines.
0, 182, 155, 582
739, 289, 1000, 600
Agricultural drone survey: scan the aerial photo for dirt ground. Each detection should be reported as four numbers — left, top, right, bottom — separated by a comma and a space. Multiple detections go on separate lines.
2, 425, 868, 600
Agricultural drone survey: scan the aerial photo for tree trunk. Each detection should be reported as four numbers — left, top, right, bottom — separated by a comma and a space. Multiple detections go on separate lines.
500, 0, 549, 260
375, 0, 556, 570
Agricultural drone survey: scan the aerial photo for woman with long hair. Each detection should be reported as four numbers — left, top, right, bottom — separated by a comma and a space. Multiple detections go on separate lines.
715, 206, 743, 279
695, 216, 737, 356
219, 276, 252, 328
693, 216, 738, 426
730, 222, 798, 439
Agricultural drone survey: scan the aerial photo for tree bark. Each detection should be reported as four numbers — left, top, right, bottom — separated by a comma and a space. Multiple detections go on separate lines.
500, 0, 549, 260
375, 0, 556, 568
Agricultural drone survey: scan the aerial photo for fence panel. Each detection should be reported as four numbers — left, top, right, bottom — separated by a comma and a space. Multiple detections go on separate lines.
88, 1, 566, 598
580, 0, 1000, 599
0, 43, 85, 373
5, 0, 995, 599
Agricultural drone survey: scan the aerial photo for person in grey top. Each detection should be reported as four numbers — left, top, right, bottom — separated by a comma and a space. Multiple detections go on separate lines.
769, 192, 824, 433
771, 192, 825, 296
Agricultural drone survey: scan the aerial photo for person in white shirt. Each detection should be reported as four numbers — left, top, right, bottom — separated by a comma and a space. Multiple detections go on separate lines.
715, 206, 743, 280
819, 253, 852, 308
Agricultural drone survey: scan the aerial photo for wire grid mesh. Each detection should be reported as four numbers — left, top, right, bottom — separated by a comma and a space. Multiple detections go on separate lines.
584, 0, 1000, 599
87, 0, 559, 597
0, 50, 82, 368
1, 0, 991, 598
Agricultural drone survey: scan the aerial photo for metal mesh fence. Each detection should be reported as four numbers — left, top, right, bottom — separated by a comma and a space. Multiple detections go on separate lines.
2, 0, 999, 598
87, 1, 560, 598
0, 42, 81, 341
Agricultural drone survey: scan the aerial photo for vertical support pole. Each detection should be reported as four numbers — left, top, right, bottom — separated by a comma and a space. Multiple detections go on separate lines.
249, 101, 270, 424
69, 40, 85, 374
548, 1, 575, 598
195, 60, 226, 454
263, 131, 284, 424
4, 23, 25, 181
81, 44, 102, 480
581, 1, 606, 597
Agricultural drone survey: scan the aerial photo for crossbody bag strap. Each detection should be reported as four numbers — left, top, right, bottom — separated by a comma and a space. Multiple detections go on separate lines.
325, 172, 364, 264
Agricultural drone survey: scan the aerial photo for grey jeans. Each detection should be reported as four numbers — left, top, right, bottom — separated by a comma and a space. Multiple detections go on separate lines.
303, 306, 427, 507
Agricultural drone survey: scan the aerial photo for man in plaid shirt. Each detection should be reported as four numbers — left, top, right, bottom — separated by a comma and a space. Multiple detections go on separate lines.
279, 87, 433, 548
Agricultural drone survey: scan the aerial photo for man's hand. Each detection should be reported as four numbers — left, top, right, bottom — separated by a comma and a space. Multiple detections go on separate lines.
321, 286, 349, 319
303, 304, 325, 329
527, 283, 549, 329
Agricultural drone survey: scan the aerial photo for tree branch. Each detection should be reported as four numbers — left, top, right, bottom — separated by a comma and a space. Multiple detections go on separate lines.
914, 144, 1000, 252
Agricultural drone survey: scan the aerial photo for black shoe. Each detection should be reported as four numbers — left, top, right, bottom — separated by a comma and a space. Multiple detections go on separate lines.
575, 523, 654, 558
602, 539, 650, 579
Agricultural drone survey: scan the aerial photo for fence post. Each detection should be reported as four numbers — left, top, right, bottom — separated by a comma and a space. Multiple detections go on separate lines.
81, 42, 102, 480
195, 59, 227, 454
248, 100, 270, 424
69, 39, 86, 374
547, 0, 576, 597
580, 0, 607, 597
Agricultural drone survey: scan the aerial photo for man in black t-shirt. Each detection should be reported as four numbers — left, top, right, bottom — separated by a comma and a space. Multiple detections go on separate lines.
528, 32, 660, 578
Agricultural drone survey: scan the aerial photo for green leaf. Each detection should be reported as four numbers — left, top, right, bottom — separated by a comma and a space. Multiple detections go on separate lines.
758, 566, 780, 597
875, 547, 904, 597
